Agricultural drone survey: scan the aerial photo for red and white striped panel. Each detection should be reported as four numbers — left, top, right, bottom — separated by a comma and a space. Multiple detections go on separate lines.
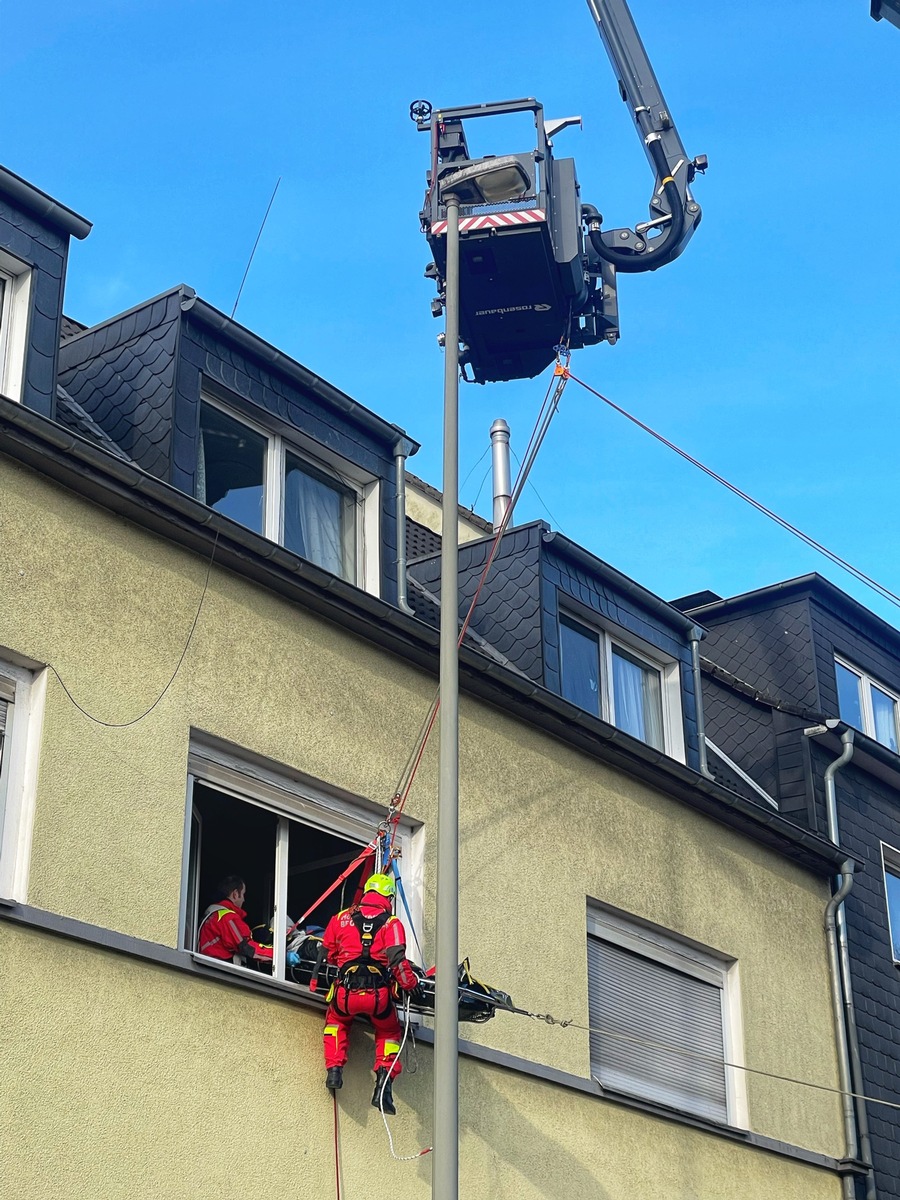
431, 209, 546, 235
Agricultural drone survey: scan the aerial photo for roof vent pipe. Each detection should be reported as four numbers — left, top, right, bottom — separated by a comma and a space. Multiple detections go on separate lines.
491, 418, 512, 533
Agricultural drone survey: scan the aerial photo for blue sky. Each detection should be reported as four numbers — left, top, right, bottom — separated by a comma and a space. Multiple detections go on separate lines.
5, 1, 900, 622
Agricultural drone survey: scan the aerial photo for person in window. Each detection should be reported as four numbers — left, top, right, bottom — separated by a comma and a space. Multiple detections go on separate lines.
197, 875, 274, 966
312, 873, 418, 1114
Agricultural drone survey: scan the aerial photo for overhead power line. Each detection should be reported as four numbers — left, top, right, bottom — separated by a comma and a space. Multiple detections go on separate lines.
568, 372, 900, 614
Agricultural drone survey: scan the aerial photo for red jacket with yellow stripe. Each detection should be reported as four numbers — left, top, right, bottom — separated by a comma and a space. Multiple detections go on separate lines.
198, 899, 274, 963
322, 892, 417, 990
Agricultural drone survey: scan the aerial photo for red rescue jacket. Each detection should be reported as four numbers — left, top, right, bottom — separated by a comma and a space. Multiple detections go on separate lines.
322, 892, 417, 990
198, 899, 273, 963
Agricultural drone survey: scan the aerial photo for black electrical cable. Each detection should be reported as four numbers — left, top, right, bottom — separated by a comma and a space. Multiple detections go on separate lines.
568, 372, 900, 614
584, 137, 685, 274
48, 532, 219, 728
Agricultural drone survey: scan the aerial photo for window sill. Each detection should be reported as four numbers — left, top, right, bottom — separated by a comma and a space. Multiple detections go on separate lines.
190, 951, 319, 1001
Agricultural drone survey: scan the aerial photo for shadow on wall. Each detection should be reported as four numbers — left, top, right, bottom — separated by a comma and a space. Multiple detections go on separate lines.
431, 1068, 613, 1200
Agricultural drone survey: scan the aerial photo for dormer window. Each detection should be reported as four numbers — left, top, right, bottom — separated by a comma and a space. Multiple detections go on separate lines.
835, 656, 900, 753
196, 398, 373, 588
559, 611, 684, 760
0, 251, 33, 404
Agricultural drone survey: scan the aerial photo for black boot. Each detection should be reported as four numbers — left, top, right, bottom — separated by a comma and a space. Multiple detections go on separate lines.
372, 1067, 396, 1115
326, 1066, 343, 1092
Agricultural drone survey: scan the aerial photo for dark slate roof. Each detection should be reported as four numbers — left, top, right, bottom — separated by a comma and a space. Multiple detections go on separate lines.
687, 573, 900, 660
407, 516, 442, 561
0, 164, 91, 239
704, 740, 777, 807
58, 290, 182, 478
408, 523, 546, 683
54, 385, 134, 462
60, 315, 87, 341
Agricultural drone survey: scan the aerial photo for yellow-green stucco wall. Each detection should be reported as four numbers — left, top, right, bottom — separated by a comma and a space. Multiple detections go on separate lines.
0, 455, 846, 1196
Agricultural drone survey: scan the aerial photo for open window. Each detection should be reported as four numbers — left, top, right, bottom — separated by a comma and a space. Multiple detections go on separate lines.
559, 610, 685, 760
181, 737, 423, 986
195, 397, 376, 591
586, 905, 746, 1127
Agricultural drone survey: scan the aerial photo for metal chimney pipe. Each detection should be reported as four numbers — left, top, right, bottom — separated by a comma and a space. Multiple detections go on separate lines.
490, 418, 512, 533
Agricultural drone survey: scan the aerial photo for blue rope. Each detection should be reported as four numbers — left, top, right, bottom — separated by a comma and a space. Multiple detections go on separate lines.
389, 859, 425, 962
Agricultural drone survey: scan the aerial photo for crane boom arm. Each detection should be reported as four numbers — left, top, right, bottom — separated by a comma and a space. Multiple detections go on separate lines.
584, 0, 706, 272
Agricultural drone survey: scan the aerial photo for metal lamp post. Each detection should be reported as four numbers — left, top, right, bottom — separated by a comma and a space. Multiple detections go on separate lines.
432, 157, 533, 1200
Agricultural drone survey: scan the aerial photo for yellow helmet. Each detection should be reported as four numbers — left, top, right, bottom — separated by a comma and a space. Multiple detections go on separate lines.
364, 873, 395, 898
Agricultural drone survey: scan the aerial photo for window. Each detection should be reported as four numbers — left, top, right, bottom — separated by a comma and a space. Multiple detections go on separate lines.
835, 657, 900, 753
196, 398, 372, 588
0, 251, 33, 404
0, 659, 44, 901
559, 612, 683, 758
586, 906, 746, 1126
180, 738, 423, 985
881, 844, 900, 962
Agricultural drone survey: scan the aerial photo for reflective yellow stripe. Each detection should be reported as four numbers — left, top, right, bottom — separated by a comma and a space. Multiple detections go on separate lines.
383, 1042, 400, 1057
324, 1026, 340, 1036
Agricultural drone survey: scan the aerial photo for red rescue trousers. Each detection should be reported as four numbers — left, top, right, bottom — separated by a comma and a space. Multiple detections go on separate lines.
323, 985, 403, 1077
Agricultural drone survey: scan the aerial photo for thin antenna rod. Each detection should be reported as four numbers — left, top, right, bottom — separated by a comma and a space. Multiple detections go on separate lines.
231, 176, 282, 319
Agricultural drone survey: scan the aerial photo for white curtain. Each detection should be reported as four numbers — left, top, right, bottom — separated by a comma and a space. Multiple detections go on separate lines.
612, 649, 663, 749
871, 685, 899, 752
285, 464, 343, 577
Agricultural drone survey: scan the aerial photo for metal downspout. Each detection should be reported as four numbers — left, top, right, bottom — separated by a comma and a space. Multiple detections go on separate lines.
825, 858, 861, 1198
689, 628, 713, 779
394, 440, 415, 615
820, 729, 878, 1200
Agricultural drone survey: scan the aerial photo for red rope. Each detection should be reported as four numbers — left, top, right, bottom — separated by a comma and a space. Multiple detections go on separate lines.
286, 837, 380, 938
386, 366, 569, 840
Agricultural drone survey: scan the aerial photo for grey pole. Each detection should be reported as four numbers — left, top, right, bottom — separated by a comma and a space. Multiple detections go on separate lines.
433, 191, 460, 1200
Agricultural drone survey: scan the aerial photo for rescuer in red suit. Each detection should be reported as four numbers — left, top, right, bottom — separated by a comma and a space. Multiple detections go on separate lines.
315, 873, 418, 1114
197, 876, 274, 965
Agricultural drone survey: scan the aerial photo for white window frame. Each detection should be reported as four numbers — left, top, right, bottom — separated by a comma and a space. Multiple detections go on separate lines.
835, 655, 900, 752
0, 657, 46, 902
0, 249, 33, 404
198, 394, 381, 594
179, 735, 424, 990
560, 608, 686, 761
880, 841, 900, 964
587, 904, 747, 1128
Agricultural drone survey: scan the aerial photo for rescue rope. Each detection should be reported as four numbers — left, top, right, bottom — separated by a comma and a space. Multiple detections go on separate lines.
384, 355, 571, 851
454, 987, 900, 1116
566, 370, 900, 615
377, 994, 433, 1161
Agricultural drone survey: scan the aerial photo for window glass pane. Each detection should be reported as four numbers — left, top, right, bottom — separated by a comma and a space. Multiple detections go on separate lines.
284, 453, 354, 580
885, 867, 900, 960
196, 403, 266, 534
835, 662, 864, 731
587, 936, 727, 1121
870, 686, 899, 753
560, 617, 601, 716
612, 646, 664, 749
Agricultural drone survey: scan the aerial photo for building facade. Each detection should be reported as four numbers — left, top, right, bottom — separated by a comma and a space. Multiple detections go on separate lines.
679, 577, 900, 1199
0, 163, 860, 1199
